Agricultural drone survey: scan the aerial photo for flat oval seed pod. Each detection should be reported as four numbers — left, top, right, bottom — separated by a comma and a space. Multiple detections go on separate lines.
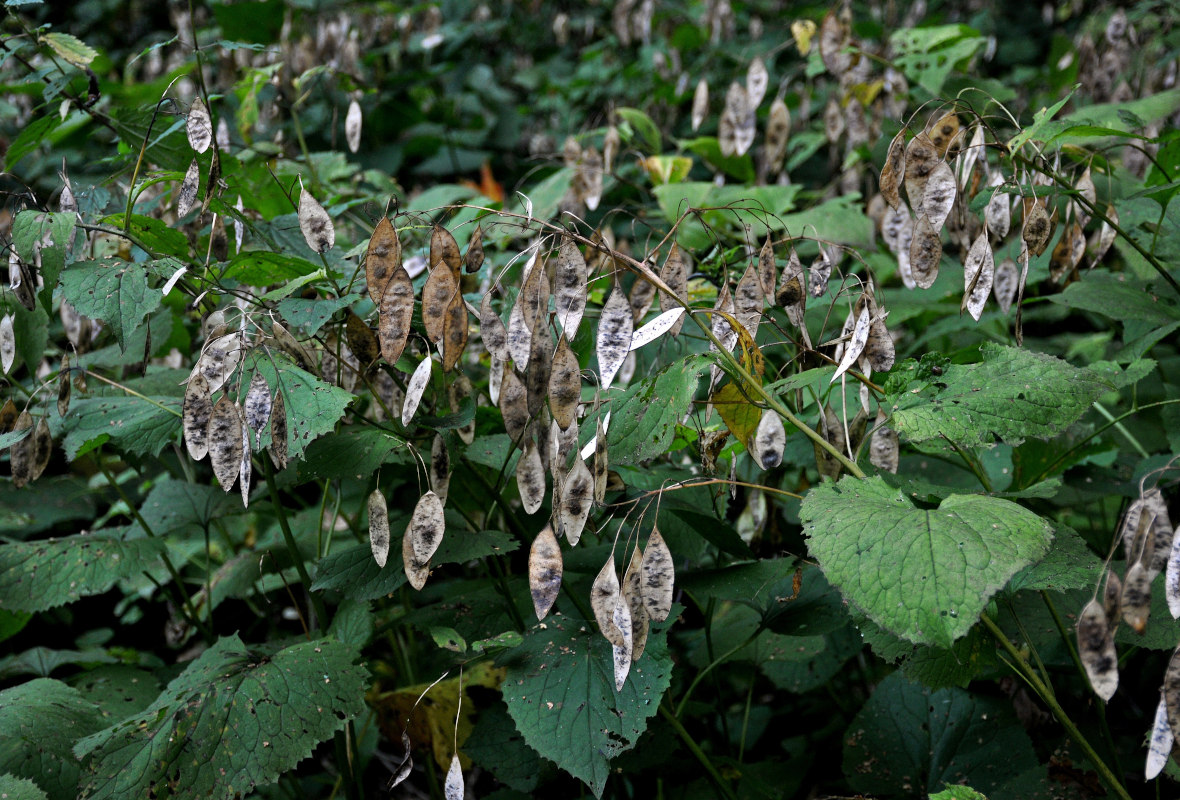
430, 226, 461, 280
269, 390, 288, 470
869, 411, 899, 474
1121, 561, 1152, 635
1048, 228, 1075, 284
480, 291, 509, 361
818, 10, 849, 75
752, 410, 786, 469
555, 239, 588, 339
691, 78, 708, 132
520, 253, 550, 335
430, 434, 450, 505
777, 246, 806, 318
178, 158, 200, 217
422, 263, 457, 345
903, 131, 938, 213
529, 524, 562, 620
57, 354, 71, 417
808, 249, 832, 298
549, 335, 581, 430
612, 596, 634, 690
560, 456, 593, 545
444, 755, 463, 800
0, 398, 18, 433
764, 98, 790, 175
993, 258, 1018, 315
640, 529, 674, 622
239, 414, 252, 509
464, 224, 484, 273
1022, 200, 1052, 257
194, 332, 242, 394
1166, 647, 1180, 742
1090, 204, 1117, 266
629, 275, 657, 325
721, 82, 755, 157
516, 436, 546, 515
345, 310, 379, 367
182, 373, 214, 461
879, 129, 907, 210
658, 243, 689, 336
757, 237, 777, 301
1074, 167, 1096, 227
1077, 599, 1118, 701
909, 214, 942, 289
345, 99, 362, 154
448, 373, 475, 445
9, 412, 34, 488
985, 176, 1010, 239
506, 295, 533, 368
746, 57, 768, 108
832, 304, 870, 381
29, 417, 51, 483
1103, 569, 1123, 626
592, 556, 625, 647
298, 182, 335, 254
378, 266, 414, 365
592, 416, 609, 504
401, 355, 434, 427
919, 160, 957, 230
962, 232, 995, 321
928, 112, 961, 159
409, 490, 445, 564
403, 527, 430, 590
186, 97, 212, 153
499, 363, 529, 444
1145, 489, 1174, 576
270, 321, 312, 371
735, 261, 763, 338
623, 546, 649, 661
0, 314, 14, 374
442, 292, 469, 373
865, 317, 895, 373
596, 281, 633, 390
1146, 693, 1173, 780
629, 308, 685, 351
208, 395, 242, 493
366, 217, 401, 305
580, 147, 604, 211
368, 489, 390, 568
524, 328, 551, 417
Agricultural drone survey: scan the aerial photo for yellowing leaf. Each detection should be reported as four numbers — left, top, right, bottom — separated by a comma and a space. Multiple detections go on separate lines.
791, 19, 817, 55
712, 381, 762, 444
42, 32, 98, 67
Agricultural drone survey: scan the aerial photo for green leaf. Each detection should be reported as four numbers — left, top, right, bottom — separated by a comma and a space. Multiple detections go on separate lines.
0, 679, 106, 800
60, 261, 161, 352
889, 24, 986, 95
3, 115, 62, 170
801, 476, 1053, 647
501, 612, 673, 797
679, 137, 756, 182
1007, 88, 1076, 152
929, 788, 990, 800
842, 673, 1038, 796
100, 214, 191, 260
1049, 275, 1180, 325
8, 304, 48, 378
298, 428, 409, 481
41, 32, 98, 66
0, 532, 166, 613
0, 477, 96, 536
11, 211, 75, 314
223, 251, 321, 286
68, 666, 161, 722
465, 702, 542, 792
75, 635, 368, 800
276, 293, 361, 335
245, 352, 354, 461
616, 107, 661, 153
133, 478, 234, 537
60, 396, 182, 460
0, 774, 49, 800
580, 354, 710, 466
0, 609, 31, 643
887, 343, 1114, 447
0, 647, 118, 680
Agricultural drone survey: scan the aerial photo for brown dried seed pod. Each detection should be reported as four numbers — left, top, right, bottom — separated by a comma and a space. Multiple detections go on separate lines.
919, 160, 957, 231
548, 335, 581, 431
1165, 647, 1180, 744
629, 275, 658, 325
499, 363, 530, 445
177, 158, 200, 217
559, 456, 593, 545
985, 176, 1010, 239
1048, 228, 1075, 284
869, 411, 899, 474
879, 129, 907, 210
403, 527, 430, 590
751, 410, 786, 470
909, 214, 942, 289
366, 217, 402, 305
30, 417, 51, 482
378, 267, 414, 365
209, 214, 229, 261
187, 97, 213, 153
269, 390, 288, 470
757, 237, 777, 302
464, 224, 484, 274
194, 332, 241, 394
0, 315, 14, 375
865, 317, 895, 373
1089, 204, 1117, 266
0, 399, 18, 434
592, 556, 626, 647
903, 131, 938, 212
1022, 200, 1052, 257
422, 263, 458, 345
208, 396, 242, 493
735, 261, 763, 339
183, 373, 214, 461
1103, 569, 1122, 626
597, 281, 633, 390
1120, 561, 1152, 634
409, 490, 446, 564
555, 238, 588, 340
580, 147, 604, 211
818, 10, 850, 76
691, 78, 708, 132
298, 182, 335, 254
640, 529, 674, 622
345, 310, 380, 366
57, 354, 71, 417
1146, 693, 1173, 781
239, 414, 252, 509
927, 112, 961, 159
9, 412, 34, 489
658, 243, 689, 336
808, 248, 833, 298
1077, 599, 1118, 701
962, 232, 995, 322
764, 98, 790, 176
480, 291, 509, 362
401, 355, 434, 427
592, 416, 609, 504
993, 258, 1018, 315
623, 546, 649, 662
430, 225, 462, 280
368, 489, 390, 568
506, 295, 533, 368
746, 56, 768, 108
1144, 488, 1174, 576
270, 321, 312, 371
529, 524, 563, 620
516, 436, 546, 515
430, 434, 450, 505
441, 291, 469, 373
1073, 167, 1096, 227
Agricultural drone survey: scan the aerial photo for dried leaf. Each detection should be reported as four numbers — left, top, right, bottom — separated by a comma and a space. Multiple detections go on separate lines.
187, 97, 213, 154
1077, 599, 1118, 701
559, 456, 593, 545
0, 315, 14, 375
401, 355, 434, 427
516, 436, 546, 515
499, 362, 529, 444
269, 390, 288, 470
658, 243, 689, 336
444, 755, 463, 800
903, 131, 938, 213
368, 489, 390, 568
993, 257, 1018, 315
597, 281, 633, 390
691, 78, 708, 132
298, 182, 335, 254
592, 556, 625, 647
962, 232, 995, 321
430, 226, 462, 280
752, 409, 785, 469
431, 434, 450, 505
919, 160, 956, 230
549, 334, 581, 430
1120, 561, 1151, 635
529, 524, 562, 620
1146, 694, 1173, 780
746, 57, 768, 108
464, 224, 484, 273
869, 410, 899, 473
409, 490, 446, 564
880, 129, 907, 210
909, 214, 942, 289
378, 266, 414, 365
345, 99, 362, 154
366, 217, 402, 305
208, 395, 242, 493
178, 158, 200, 217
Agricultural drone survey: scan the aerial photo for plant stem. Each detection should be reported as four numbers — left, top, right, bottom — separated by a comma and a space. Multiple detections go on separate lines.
980, 612, 1131, 800
263, 458, 328, 630
1093, 402, 1149, 458
675, 629, 762, 719
659, 704, 739, 800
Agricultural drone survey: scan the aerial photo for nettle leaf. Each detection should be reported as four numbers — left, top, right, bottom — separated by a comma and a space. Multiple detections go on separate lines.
245, 352, 354, 461
60, 261, 161, 352
0, 679, 106, 800
801, 476, 1053, 647
298, 428, 408, 481
581, 354, 710, 466
887, 343, 1114, 446
841, 672, 1038, 796
0, 773, 49, 800
502, 612, 672, 797
0, 531, 166, 613
60, 396, 182, 460
75, 635, 367, 800
276, 293, 361, 336
222, 251, 321, 286
11, 211, 75, 315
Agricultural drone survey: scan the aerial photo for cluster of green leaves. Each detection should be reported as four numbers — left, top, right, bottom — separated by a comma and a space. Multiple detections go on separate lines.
2, 1, 1180, 799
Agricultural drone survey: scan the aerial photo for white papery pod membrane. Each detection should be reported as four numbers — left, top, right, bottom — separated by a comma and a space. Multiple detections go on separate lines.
409, 490, 446, 564
182, 373, 213, 461
1145, 489, 1174, 576
658, 243, 689, 336
764, 98, 790, 175
955, 124, 984, 191
903, 131, 938, 213
1074, 167, 1097, 228
691, 78, 708, 132
555, 238, 588, 339
985, 174, 1010, 239
832, 303, 870, 381
345, 99, 362, 153
177, 158, 200, 217
1077, 599, 1118, 701
592, 555, 625, 647
488, 354, 503, 406
529, 524, 562, 620
909, 214, 942, 289
640, 529, 674, 622
1146, 693, 1174, 780
444, 755, 463, 800
869, 410, 900, 473
186, 97, 213, 153
720, 81, 755, 157
368, 489, 390, 568
297, 180, 335, 253
559, 455, 593, 545
596, 281, 633, 390
244, 371, 272, 449
1166, 646, 1180, 743
403, 526, 430, 591
611, 595, 633, 691
592, 415, 609, 504
480, 290, 509, 361
516, 436, 546, 515
622, 546, 649, 661
401, 355, 434, 427
629, 308, 685, 351
1089, 204, 1118, 266
1121, 561, 1152, 635
746, 57, 768, 108
1164, 523, 1180, 619
879, 129, 907, 211
431, 434, 450, 505
962, 231, 995, 321
919, 160, 957, 231
207, 395, 242, 493
232, 195, 245, 256
0, 315, 14, 374
239, 415, 252, 508
751, 410, 786, 469
192, 331, 242, 395
499, 363, 529, 445
734, 261, 763, 340
808, 247, 833, 298
993, 257, 1018, 315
